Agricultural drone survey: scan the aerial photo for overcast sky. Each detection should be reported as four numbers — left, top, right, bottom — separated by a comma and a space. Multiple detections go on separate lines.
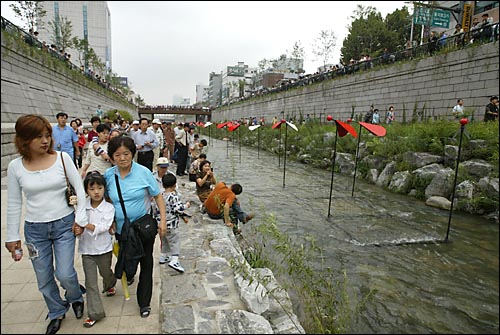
2, 1, 407, 105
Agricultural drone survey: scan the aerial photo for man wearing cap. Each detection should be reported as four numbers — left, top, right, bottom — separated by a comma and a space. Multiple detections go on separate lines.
129, 120, 140, 137
132, 118, 158, 171
149, 119, 164, 169
151, 157, 179, 264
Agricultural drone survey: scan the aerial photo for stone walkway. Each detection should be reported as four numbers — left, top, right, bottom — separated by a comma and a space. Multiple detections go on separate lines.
1, 175, 304, 334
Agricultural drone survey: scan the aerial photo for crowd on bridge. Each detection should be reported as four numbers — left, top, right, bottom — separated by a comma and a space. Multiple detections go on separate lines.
139, 105, 210, 111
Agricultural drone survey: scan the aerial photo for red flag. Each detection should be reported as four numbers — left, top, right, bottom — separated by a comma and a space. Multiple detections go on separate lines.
359, 122, 386, 137
272, 120, 285, 129
217, 121, 231, 129
335, 120, 358, 138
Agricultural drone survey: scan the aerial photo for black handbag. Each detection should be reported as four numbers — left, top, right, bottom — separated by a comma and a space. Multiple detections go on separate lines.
132, 213, 158, 240
115, 175, 158, 241
61, 152, 77, 206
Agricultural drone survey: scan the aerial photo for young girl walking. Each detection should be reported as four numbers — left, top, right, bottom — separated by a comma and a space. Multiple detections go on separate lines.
75, 171, 117, 328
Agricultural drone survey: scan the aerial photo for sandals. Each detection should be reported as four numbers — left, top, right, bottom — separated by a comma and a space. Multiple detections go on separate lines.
83, 318, 96, 328
140, 306, 151, 318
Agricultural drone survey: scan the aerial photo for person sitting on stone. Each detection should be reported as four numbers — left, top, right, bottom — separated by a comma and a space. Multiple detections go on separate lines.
188, 153, 207, 182
204, 181, 254, 235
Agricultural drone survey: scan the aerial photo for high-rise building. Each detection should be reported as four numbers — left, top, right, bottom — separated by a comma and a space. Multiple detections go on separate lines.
195, 83, 209, 104
38, 1, 112, 72
208, 72, 222, 107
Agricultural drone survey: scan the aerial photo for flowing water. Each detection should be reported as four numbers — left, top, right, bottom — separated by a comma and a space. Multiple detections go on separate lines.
203, 137, 499, 334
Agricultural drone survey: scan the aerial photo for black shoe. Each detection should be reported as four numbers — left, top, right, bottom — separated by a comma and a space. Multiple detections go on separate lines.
140, 306, 151, 318
72, 301, 84, 319
127, 277, 135, 286
46, 315, 64, 334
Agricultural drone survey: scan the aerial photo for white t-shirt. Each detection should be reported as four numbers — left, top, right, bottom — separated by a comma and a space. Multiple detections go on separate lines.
7, 152, 88, 242
452, 104, 464, 115
84, 142, 112, 175
78, 198, 115, 255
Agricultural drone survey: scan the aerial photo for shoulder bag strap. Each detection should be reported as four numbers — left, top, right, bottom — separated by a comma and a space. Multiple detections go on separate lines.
60, 151, 71, 189
114, 174, 128, 221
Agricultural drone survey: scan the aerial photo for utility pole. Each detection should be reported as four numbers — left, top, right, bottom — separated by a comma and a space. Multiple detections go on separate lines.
410, 3, 415, 43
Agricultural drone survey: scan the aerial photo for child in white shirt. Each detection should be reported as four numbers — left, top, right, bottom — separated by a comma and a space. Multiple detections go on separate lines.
75, 171, 116, 328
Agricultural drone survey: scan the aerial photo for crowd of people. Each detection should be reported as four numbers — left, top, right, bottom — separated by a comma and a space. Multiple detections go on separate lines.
5, 111, 256, 334
217, 20, 499, 109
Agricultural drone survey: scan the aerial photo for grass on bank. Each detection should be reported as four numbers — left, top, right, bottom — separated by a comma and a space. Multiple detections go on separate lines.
232, 212, 375, 334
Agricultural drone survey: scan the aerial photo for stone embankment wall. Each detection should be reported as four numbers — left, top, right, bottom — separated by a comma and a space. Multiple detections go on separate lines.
213, 42, 499, 122
0, 31, 138, 177
1, 31, 138, 124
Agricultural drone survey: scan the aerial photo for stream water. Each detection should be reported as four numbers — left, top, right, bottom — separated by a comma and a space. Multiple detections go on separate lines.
202, 137, 499, 334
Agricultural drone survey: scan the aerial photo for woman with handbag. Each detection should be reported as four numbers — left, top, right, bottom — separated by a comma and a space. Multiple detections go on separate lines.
5, 114, 88, 334
103, 136, 167, 318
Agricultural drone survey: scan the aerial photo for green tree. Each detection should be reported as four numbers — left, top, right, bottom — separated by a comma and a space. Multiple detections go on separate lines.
87, 47, 105, 75
258, 58, 271, 72
288, 40, 305, 59
71, 36, 89, 67
311, 29, 337, 67
10, 1, 47, 32
134, 95, 145, 107
238, 79, 245, 97
385, 6, 412, 48
48, 15, 73, 51
340, 5, 412, 63
341, 6, 385, 63
287, 40, 306, 73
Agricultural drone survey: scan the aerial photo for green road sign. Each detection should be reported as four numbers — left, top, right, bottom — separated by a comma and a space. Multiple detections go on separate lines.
414, 7, 450, 28
414, 7, 431, 25
431, 9, 450, 28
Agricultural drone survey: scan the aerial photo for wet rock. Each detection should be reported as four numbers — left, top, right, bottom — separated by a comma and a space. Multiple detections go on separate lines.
388, 171, 412, 193
403, 151, 443, 169
478, 177, 499, 200
426, 196, 451, 210
376, 161, 396, 187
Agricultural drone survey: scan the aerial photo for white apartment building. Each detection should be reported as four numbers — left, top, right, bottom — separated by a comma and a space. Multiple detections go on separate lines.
38, 1, 112, 72
195, 83, 209, 104
222, 62, 257, 103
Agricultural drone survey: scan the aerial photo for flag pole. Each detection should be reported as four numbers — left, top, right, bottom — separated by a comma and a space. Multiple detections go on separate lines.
445, 119, 467, 241
328, 128, 339, 217
283, 122, 288, 188
351, 122, 363, 197
257, 126, 260, 159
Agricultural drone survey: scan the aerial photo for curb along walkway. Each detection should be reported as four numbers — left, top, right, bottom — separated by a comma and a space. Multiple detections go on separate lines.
1, 175, 304, 334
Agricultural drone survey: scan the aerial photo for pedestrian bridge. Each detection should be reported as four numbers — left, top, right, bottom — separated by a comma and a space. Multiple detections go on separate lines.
138, 105, 211, 119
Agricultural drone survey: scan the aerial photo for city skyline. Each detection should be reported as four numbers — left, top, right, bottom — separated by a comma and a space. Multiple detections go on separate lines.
1, 1, 407, 105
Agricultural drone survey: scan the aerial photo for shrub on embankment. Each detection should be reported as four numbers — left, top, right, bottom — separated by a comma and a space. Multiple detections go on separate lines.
204, 120, 499, 220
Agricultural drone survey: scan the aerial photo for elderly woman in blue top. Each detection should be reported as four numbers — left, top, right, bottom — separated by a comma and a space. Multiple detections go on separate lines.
104, 136, 166, 318
5, 114, 88, 334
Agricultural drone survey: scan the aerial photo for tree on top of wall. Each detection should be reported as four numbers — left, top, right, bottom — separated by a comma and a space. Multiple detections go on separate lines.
311, 29, 337, 69
10, 1, 47, 33
48, 14, 73, 52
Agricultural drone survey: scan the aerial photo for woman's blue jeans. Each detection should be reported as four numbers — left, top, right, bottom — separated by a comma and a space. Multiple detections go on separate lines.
24, 212, 83, 320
